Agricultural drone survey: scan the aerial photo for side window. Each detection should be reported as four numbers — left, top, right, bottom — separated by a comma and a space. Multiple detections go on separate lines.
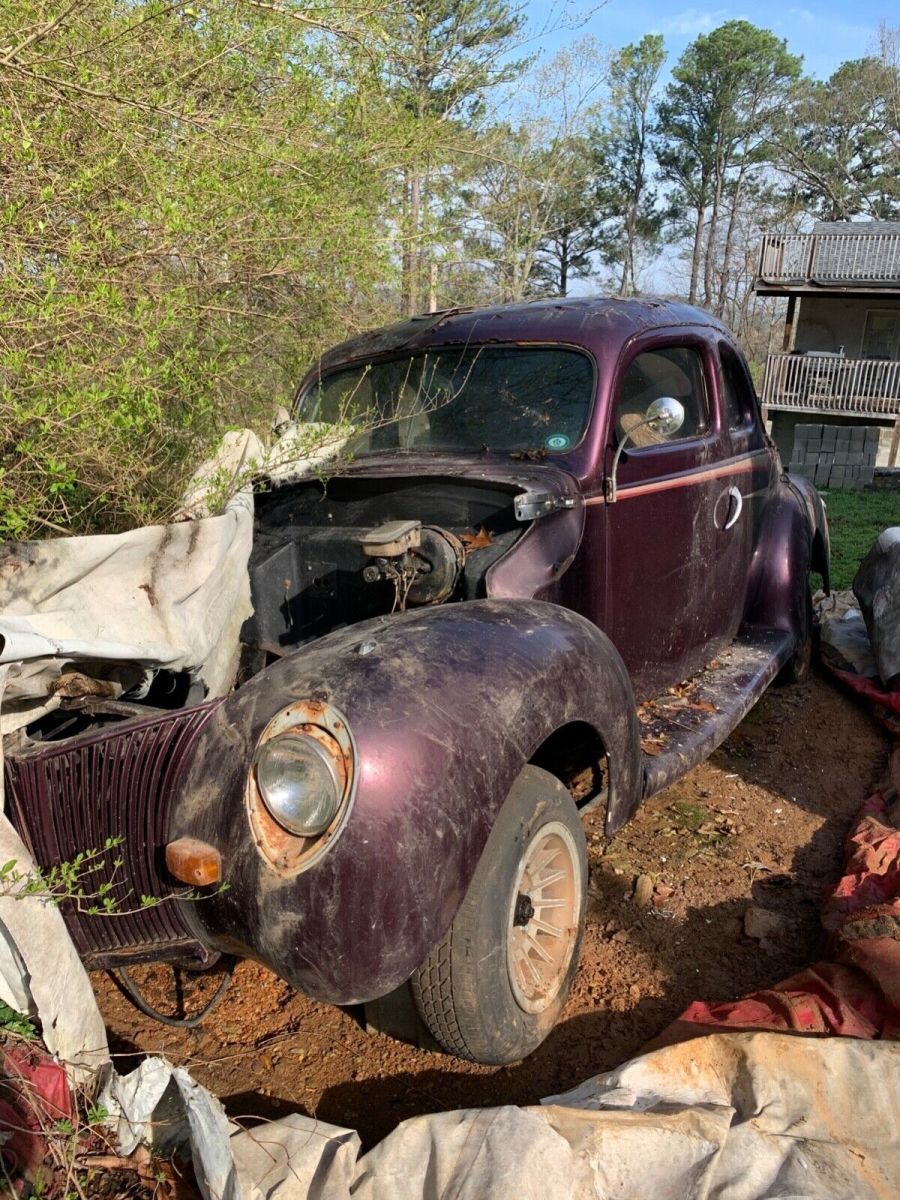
719, 344, 757, 431
616, 346, 709, 446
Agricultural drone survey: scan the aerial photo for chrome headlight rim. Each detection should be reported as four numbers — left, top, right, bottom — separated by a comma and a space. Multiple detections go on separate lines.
247, 699, 356, 875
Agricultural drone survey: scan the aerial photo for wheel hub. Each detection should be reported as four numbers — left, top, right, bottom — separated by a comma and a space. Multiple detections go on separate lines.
513, 893, 535, 926
506, 822, 582, 1015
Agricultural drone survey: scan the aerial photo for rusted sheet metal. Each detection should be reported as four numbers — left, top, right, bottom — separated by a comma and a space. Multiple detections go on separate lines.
169, 599, 641, 1005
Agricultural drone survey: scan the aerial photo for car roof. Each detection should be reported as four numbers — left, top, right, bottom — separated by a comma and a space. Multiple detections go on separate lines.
308, 296, 731, 380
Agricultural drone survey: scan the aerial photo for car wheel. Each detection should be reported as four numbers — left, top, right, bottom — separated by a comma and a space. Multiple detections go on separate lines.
410, 764, 587, 1065
777, 584, 814, 686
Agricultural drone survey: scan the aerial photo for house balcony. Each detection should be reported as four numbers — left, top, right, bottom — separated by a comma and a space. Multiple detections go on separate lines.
761, 352, 900, 418
756, 230, 900, 293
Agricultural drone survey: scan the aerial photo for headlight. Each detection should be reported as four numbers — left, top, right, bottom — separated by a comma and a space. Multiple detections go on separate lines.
248, 699, 355, 874
254, 733, 341, 836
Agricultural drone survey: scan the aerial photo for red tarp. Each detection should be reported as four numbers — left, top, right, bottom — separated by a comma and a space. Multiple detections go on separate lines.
664, 791, 900, 1043
0, 1043, 74, 1181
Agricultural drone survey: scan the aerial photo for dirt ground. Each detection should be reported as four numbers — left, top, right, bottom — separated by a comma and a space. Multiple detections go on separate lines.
93, 669, 889, 1149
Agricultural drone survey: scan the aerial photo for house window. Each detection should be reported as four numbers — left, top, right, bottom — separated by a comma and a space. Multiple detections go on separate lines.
861, 311, 900, 360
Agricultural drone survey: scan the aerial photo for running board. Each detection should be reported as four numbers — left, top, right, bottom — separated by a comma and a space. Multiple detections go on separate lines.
640, 627, 794, 800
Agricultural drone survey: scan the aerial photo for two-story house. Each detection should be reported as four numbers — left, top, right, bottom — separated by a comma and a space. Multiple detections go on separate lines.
754, 220, 900, 469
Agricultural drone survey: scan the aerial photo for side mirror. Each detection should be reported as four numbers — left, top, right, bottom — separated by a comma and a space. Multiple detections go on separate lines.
605, 396, 686, 503
644, 396, 685, 437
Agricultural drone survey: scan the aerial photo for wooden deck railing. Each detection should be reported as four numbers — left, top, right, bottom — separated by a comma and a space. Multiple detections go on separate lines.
758, 232, 900, 285
761, 353, 900, 415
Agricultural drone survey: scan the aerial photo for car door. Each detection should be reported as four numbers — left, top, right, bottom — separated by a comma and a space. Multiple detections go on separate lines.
602, 335, 739, 700
715, 339, 777, 631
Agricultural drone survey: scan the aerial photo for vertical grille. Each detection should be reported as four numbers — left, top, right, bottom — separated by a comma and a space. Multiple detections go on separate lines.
5, 702, 222, 969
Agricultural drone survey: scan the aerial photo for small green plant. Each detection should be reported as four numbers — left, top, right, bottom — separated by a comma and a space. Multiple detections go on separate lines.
0, 1001, 37, 1040
84, 1104, 109, 1127
0, 839, 228, 917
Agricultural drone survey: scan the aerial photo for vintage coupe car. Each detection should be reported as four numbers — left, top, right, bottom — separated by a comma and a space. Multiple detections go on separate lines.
5, 297, 829, 1064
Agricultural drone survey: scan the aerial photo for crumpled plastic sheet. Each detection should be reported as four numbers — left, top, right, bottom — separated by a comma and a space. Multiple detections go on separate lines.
0, 492, 253, 734
0, 421, 351, 735
0, 696, 108, 1082
854, 526, 900, 689
818, 591, 879, 678
99, 1032, 900, 1200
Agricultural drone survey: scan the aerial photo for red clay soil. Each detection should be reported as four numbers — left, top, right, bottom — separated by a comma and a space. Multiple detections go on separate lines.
92, 670, 889, 1149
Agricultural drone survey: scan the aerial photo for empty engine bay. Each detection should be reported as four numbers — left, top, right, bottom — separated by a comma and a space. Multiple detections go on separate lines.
241, 475, 524, 654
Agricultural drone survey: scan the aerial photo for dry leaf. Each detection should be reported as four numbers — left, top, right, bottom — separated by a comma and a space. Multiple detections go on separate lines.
460, 525, 493, 550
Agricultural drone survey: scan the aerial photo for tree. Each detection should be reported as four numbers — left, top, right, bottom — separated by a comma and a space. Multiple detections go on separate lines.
529, 137, 600, 296
380, 0, 530, 314
772, 50, 900, 220
592, 34, 665, 296
656, 21, 801, 307
458, 40, 606, 302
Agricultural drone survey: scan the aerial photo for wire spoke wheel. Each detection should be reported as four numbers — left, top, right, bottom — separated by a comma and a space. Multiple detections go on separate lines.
507, 822, 582, 1014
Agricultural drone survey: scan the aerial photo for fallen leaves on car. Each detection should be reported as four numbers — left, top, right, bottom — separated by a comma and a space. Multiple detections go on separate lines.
640, 737, 667, 756
459, 526, 493, 550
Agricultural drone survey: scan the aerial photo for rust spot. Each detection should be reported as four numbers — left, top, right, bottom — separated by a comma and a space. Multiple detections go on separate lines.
139, 582, 158, 607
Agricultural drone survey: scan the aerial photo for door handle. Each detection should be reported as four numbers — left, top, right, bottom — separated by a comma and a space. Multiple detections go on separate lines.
723, 486, 743, 530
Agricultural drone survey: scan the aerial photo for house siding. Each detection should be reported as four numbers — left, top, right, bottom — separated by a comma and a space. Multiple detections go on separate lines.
794, 296, 900, 357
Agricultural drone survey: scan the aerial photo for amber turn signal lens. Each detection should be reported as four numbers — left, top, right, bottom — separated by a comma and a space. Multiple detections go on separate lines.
165, 837, 222, 886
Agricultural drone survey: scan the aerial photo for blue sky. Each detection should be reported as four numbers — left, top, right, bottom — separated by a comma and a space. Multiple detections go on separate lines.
527, 0, 890, 79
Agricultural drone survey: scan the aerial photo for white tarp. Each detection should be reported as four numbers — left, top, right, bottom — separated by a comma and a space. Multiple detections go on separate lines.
0, 493, 253, 734
0, 421, 352, 735
98, 1031, 900, 1200
0, 670, 108, 1082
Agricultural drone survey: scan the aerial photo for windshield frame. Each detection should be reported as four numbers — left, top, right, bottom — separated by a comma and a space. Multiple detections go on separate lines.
293, 340, 599, 459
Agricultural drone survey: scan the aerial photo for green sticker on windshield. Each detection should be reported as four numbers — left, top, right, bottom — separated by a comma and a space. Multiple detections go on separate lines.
545, 433, 571, 451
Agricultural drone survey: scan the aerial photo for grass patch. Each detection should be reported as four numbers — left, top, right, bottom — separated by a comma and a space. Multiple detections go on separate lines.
821, 489, 900, 590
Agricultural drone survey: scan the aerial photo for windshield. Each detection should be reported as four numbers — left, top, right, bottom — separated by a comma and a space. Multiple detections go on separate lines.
296, 345, 594, 455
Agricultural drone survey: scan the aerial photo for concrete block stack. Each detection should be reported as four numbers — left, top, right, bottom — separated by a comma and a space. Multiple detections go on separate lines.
789, 424, 880, 489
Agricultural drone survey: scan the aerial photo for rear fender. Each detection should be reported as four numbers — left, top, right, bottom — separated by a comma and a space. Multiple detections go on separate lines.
170, 600, 640, 1004
744, 474, 826, 638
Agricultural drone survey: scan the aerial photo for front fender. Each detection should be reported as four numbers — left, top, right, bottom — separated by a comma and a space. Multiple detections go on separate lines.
170, 600, 639, 1004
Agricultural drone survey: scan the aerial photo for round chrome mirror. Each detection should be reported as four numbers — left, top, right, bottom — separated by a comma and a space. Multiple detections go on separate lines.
646, 396, 685, 437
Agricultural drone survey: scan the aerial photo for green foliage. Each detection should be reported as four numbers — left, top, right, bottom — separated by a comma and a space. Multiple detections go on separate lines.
822, 489, 900, 590
0, 4, 897, 544
774, 56, 900, 220
0, 837, 227, 918
0, 0, 403, 539
459, 39, 606, 302
656, 21, 802, 306
0, 1001, 37, 1040
384, 0, 529, 123
381, 0, 530, 314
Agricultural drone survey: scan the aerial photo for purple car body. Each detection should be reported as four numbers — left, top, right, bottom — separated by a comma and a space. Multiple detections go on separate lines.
5, 297, 829, 1035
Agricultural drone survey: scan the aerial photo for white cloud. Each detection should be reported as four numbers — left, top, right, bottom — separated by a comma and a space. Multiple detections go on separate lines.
659, 7, 731, 36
